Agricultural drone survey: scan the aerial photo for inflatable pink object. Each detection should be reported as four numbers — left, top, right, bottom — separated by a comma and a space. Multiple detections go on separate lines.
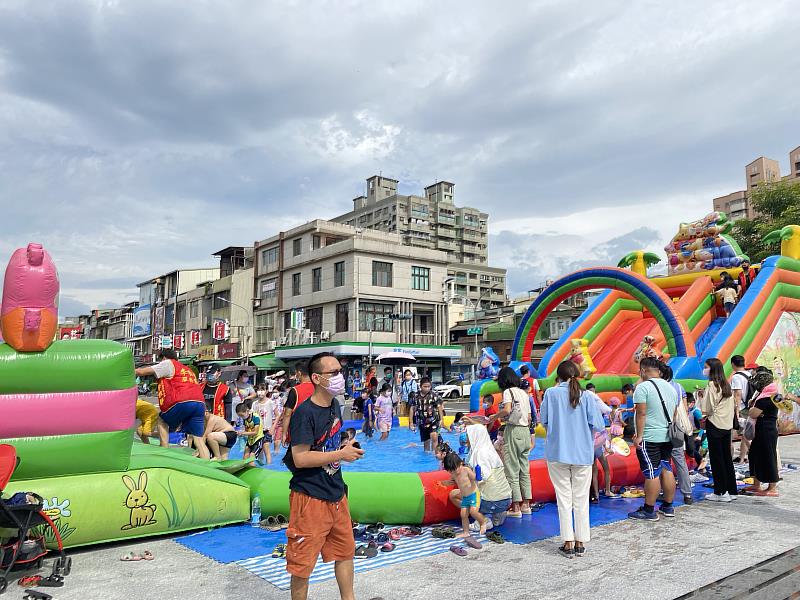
1, 243, 60, 352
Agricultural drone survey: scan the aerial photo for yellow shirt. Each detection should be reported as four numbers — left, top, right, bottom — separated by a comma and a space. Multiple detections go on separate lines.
136, 399, 159, 435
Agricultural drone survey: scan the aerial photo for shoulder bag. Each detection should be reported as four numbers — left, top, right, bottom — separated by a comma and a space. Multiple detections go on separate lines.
649, 381, 684, 448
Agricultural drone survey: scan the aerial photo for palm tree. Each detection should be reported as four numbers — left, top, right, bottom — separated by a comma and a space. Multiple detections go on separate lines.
617, 251, 661, 277
763, 225, 800, 260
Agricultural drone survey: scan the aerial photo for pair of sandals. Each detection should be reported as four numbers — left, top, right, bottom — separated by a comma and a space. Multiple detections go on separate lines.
260, 514, 289, 532
119, 550, 154, 561
450, 536, 481, 556
431, 526, 456, 539
354, 540, 394, 558
271, 544, 286, 559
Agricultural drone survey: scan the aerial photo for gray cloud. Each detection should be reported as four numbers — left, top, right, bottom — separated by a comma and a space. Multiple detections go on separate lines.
0, 1, 798, 310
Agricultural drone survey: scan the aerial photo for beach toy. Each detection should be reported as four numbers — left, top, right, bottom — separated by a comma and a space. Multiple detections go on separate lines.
1, 243, 59, 352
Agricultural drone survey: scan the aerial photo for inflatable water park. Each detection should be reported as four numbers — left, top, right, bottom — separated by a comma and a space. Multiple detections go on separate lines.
2, 211, 800, 547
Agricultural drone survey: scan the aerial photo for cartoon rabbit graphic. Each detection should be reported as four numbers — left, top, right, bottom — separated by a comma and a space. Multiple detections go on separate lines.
120, 471, 157, 530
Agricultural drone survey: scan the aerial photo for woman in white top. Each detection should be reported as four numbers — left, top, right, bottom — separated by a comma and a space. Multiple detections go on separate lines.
487, 367, 532, 517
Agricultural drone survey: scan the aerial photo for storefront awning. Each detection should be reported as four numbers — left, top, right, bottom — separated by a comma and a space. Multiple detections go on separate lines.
196, 359, 237, 367
177, 356, 195, 365
249, 354, 290, 370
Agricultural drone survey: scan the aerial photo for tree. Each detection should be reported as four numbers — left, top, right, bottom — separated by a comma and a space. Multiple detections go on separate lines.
617, 251, 661, 277
732, 180, 800, 262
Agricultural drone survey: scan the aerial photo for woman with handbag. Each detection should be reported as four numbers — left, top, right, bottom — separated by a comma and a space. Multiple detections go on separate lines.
744, 383, 780, 497
698, 358, 738, 502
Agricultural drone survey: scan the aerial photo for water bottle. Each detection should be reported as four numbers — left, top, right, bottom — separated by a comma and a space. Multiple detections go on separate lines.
250, 494, 261, 527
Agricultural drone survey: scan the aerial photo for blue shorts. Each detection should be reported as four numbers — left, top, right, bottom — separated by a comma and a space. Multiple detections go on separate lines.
478, 497, 510, 516
461, 490, 480, 509
636, 440, 674, 479
160, 401, 206, 437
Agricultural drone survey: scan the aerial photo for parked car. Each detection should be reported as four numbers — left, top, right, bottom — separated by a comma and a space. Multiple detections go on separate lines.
434, 378, 471, 399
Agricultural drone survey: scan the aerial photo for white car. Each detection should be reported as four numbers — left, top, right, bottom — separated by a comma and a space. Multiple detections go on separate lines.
434, 379, 471, 399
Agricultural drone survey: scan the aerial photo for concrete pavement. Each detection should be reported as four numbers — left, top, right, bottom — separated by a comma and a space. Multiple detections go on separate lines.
11, 436, 800, 600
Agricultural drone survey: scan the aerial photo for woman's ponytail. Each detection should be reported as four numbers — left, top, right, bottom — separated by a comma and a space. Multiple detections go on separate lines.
556, 361, 583, 408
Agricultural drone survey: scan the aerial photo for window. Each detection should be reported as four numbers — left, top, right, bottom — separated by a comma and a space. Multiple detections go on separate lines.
254, 312, 275, 350
411, 266, 430, 290
312, 235, 321, 250
312, 267, 322, 292
213, 290, 230, 310
334, 261, 345, 287
372, 261, 393, 287
336, 303, 349, 332
306, 307, 323, 334
292, 273, 301, 296
359, 302, 394, 332
262, 246, 279, 265
292, 238, 302, 256
189, 300, 199, 318
260, 278, 278, 300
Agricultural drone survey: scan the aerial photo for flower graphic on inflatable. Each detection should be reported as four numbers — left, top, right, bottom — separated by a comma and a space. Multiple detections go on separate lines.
786, 329, 797, 347
42, 497, 71, 520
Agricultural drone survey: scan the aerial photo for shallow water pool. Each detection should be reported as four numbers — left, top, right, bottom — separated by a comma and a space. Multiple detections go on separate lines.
230, 425, 546, 473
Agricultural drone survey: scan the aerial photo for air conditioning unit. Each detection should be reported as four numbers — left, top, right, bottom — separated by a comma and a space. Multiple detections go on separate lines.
320, 331, 331, 341
266, 340, 278, 350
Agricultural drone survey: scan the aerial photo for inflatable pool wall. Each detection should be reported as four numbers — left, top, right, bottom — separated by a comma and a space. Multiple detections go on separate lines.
0, 243, 249, 548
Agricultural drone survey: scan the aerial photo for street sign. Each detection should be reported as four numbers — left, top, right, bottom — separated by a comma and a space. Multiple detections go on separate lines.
467, 327, 483, 335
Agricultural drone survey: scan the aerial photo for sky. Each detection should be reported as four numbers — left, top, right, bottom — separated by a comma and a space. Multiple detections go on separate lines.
1, 0, 799, 316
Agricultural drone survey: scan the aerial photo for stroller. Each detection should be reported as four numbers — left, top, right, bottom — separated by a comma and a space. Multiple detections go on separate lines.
0, 444, 71, 596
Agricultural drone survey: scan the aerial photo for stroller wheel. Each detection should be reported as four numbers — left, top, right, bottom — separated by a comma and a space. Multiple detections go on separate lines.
0, 576, 7, 594
63, 557, 72, 576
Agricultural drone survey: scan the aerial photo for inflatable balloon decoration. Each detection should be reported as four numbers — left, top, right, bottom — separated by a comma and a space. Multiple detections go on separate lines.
1, 243, 60, 352
664, 212, 749, 275
568, 338, 595, 379
477, 347, 500, 380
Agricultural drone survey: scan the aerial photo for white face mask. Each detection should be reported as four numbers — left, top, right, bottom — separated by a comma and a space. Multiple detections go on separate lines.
703, 367, 710, 378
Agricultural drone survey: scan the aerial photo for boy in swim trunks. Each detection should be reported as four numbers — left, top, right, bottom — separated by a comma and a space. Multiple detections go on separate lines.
236, 403, 267, 464
203, 410, 238, 460
444, 452, 489, 536
135, 399, 160, 444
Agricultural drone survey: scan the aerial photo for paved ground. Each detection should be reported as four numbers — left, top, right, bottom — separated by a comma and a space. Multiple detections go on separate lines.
9, 436, 800, 600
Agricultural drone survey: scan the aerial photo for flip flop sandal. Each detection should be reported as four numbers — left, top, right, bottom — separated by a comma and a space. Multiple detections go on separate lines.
260, 515, 281, 532
375, 532, 389, 544
271, 544, 286, 558
464, 536, 482, 549
276, 514, 289, 529
449, 545, 468, 557
486, 531, 505, 544
380, 542, 396, 552
355, 544, 379, 559
407, 526, 423, 536
431, 527, 455, 539
18, 576, 41, 588
142, 550, 154, 560
388, 529, 403, 540
120, 552, 142, 561
530, 502, 545, 511
366, 522, 384, 534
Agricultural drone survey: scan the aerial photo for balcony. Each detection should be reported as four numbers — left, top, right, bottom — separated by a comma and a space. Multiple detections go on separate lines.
438, 239, 459, 251
437, 213, 456, 225
437, 226, 457, 238
410, 332, 436, 345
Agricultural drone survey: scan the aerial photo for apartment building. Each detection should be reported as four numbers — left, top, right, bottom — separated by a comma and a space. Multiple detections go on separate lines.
85, 302, 139, 345
713, 145, 800, 221
332, 175, 507, 310
131, 266, 220, 363
252, 219, 460, 380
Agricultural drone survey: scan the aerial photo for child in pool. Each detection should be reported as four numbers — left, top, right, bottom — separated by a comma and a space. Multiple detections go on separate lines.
451, 412, 466, 433
362, 392, 375, 438
444, 452, 489, 536
375, 383, 394, 441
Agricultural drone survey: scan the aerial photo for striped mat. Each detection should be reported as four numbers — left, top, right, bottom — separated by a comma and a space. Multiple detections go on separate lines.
237, 526, 489, 590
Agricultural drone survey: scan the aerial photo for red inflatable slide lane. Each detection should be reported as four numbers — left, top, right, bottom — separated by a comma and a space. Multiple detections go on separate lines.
592, 318, 656, 374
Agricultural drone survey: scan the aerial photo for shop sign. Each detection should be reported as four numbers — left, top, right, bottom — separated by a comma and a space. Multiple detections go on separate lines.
213, 319, 229, 341
196, 345, 217, 361
218, 342, 240, 359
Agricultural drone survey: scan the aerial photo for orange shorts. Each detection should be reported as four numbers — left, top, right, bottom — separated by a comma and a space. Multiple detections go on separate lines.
285, 491, 355, 579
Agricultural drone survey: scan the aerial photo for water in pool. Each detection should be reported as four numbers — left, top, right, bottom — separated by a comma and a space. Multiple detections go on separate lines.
230, 425, 546, 473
